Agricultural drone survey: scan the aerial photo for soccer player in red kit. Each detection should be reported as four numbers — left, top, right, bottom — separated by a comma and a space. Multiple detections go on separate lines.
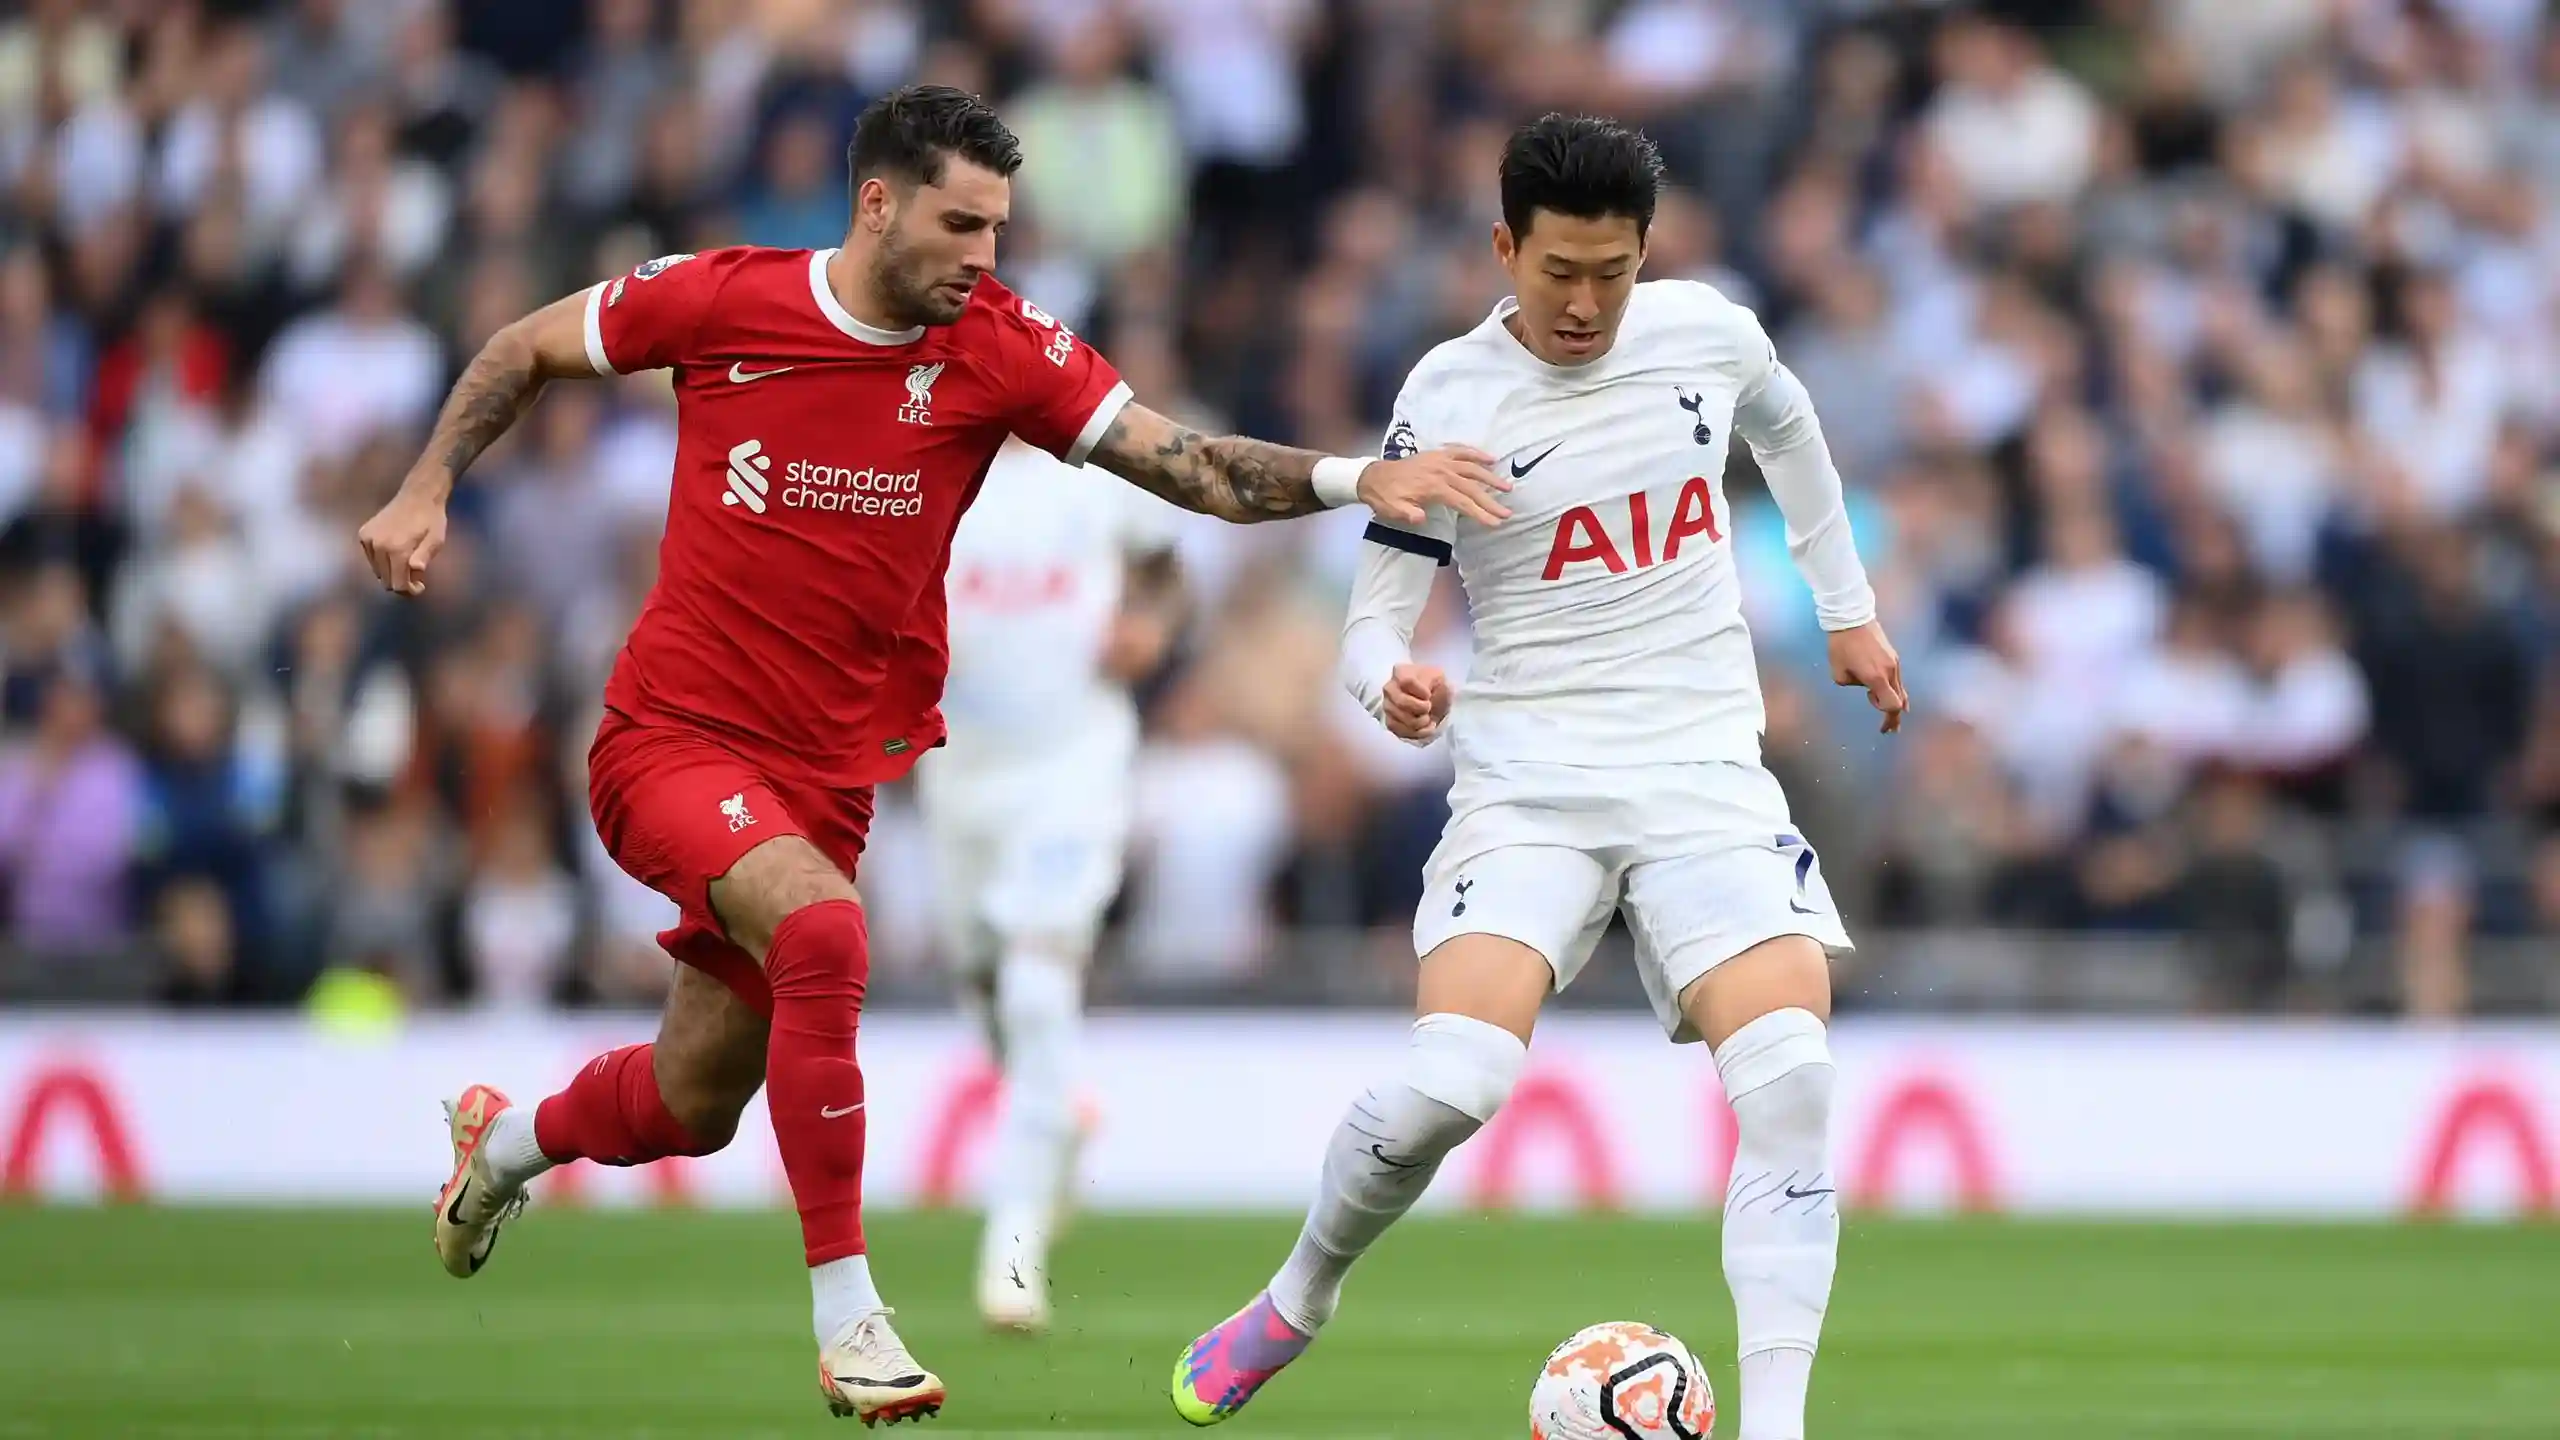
356, 86, 1506, 1424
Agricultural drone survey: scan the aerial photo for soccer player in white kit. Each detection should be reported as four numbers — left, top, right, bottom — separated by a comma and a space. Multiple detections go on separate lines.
1172, 116, 1907, 1437
918, 434, 1182, 1332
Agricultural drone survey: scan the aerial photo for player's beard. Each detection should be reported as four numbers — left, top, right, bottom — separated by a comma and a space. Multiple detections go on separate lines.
872, 229, 973, 328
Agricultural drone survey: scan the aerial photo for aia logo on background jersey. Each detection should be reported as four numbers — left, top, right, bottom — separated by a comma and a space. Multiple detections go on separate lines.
634, 252, 695, 280
900, 362, 945, 425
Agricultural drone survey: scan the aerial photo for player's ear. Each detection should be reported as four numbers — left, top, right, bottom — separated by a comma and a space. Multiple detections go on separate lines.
1491, 221, 1516, 268
855, 176, 895, 235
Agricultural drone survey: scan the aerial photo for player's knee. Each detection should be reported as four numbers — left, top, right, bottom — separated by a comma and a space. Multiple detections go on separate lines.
661, 1086, 749, 1153
714, 837, 858, 962
760, 895, 870, 1007
1404, 1011, 1528, 1128
994, 953, 1081, 1045
1713, 1006, 1833, 1137
650, 1023, 764, 1154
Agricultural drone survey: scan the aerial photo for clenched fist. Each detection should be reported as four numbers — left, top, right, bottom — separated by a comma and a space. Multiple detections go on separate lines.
1382, 661, 1453, 743
357, 490, 449, 596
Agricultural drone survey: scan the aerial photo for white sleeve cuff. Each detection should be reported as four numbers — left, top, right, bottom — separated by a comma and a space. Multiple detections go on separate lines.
1066, 381, 1133, 466
1312, 456, 1369, 509
582, 283, 616, 377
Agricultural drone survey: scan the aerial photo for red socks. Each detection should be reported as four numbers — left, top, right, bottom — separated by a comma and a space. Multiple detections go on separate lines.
530, 900, 872, 1267
761, 898, 872, 1266
533, 1044, 715, 1166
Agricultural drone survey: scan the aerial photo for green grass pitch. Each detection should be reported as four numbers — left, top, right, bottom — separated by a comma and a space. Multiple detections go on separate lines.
0, 1207, 2554, 1437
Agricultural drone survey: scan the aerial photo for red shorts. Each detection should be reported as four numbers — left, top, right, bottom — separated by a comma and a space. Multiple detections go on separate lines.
588, 707, 876, 1017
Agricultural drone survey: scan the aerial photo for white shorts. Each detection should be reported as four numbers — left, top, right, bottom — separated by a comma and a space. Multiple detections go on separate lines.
1413, 759, 1852, 1043
916, 742, 1132, 973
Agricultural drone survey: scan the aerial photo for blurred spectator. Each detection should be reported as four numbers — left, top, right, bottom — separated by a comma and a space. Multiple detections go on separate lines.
109, 483, 270, 680
2199, 338, 2345, 583
559, 0, 674, 218
2354, 268, 2509, 519
155, 24, 324, 261
287, 104, 454, 292
153, 875, 241, 1007
2177, 771, 2296, 1009
265, 0, 384, 124
257, 262, 441, 465
319, 794, 439, 1002
135, 661, 277, 969
2353, 525, 2530, 1016
1127, 665, 1292, 985
458, 799, 577, 1011
385, 0, 502, 170
738, 108, 847, 252
0, 664, 142, 956
1924, 13, 2100, 212
1008, 15, 1182, 270
0, 245, 90, 421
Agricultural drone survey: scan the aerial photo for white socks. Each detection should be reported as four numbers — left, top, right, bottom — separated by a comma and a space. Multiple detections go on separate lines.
484, 1106, 554, 1193
1267, 1013, 1526, 1334
981, 954, 1084, 1285
811, 1253, 885, 1346
1715, 1007, 1839, 1440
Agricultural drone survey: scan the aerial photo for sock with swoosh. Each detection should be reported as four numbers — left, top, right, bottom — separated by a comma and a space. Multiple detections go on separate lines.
1716, 1006, 1838, 1440
764, 898, 874, 1288
1266, 1013, 1525, 1334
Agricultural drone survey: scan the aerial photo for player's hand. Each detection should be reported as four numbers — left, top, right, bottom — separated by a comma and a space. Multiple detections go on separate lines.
357, 488, 449, 597
1828, 620, 1908, 734
1381, 662, 1452, 743
1358, 446, 1511, 529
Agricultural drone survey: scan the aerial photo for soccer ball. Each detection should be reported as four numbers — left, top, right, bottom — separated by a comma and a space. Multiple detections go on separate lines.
1528, 1321, 1715, 1440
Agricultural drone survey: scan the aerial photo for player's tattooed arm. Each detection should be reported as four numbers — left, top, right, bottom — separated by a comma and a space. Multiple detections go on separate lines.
1087, 402, 1513, 528
409, 289, 603, 501
1086, 402, 1329, 523
360, 288, 602, 596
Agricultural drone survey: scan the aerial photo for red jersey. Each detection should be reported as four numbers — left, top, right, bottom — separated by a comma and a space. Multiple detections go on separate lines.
580, 247, 1130, 786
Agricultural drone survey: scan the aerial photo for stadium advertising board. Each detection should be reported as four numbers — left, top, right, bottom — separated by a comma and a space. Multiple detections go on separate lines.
2, 1015, 2552, 1218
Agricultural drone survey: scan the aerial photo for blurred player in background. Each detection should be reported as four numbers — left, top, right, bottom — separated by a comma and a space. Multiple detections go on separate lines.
1173, 115, 1906, 1439
920, 436, 1184, 1333
357, 85, 1509, 1424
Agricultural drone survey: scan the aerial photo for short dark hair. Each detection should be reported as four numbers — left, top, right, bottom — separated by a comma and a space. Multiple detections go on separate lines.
1499, 114, 1664, 241
847, 84, 1022, 192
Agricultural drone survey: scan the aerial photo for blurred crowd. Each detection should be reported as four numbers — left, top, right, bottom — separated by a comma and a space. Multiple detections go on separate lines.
0, 0, 2555, 1018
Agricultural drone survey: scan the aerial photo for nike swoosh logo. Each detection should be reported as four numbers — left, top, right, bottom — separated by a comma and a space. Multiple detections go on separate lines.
1366, 1143, 1425, 1171
1509, 443, 1561, 477
1783, 1184, 1834, 1201
729, 362, 795, 383
1790, 900, 1818, 915
444, 1178, 472, 1228
821, 1103, 865, 1119
829, 1371, 927, 1389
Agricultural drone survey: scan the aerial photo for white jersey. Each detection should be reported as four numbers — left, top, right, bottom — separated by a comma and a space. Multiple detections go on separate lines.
936, 436, 1179, 763
1343, 280, 1875, 771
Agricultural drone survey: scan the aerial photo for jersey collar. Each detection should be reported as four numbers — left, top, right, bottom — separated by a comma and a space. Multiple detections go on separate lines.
809, 249, 926, 347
